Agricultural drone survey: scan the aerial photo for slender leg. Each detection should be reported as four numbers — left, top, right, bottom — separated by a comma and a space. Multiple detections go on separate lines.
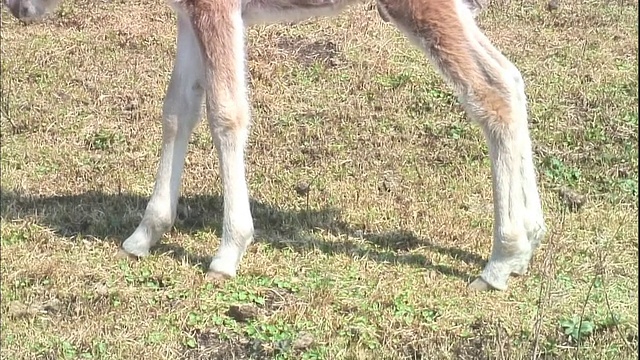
120, 12, 205, 257
124, 0, 352, 267
189, 2, 254, 279
471, 26, 546, 276
377, 0, 545, 290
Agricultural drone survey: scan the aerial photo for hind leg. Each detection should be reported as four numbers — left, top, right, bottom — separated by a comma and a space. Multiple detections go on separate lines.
378, 0, 545, 290
471, 26, 546, 277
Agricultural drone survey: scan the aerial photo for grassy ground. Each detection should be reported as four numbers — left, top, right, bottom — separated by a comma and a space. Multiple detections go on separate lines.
1, 0, 638, 359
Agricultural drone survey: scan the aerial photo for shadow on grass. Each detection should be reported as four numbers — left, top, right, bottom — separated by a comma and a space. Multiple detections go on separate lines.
0, 189, 486, 281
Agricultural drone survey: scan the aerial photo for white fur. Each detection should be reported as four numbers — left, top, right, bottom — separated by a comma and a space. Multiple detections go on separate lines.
122, 9, 205, 257
206, 8, 255, 277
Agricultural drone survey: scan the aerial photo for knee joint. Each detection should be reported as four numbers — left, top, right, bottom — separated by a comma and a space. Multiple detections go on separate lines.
209, 97, 250, 132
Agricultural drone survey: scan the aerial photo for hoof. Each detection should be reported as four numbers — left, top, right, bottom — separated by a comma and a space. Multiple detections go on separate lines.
206, 271, 232, 285
116, 249, 139, 260
510, 262, 529, 277
468, 277, 498, 291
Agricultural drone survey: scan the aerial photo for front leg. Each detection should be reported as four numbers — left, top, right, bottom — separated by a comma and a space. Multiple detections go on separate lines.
188, 1, 254, 279
120, 12, 205, 257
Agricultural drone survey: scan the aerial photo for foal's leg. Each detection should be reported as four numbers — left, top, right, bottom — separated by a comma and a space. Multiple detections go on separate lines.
465, 11, 545, 282
378, 0, 545, 290
178, 0, 358, 279
120, 11, 205, 256
189, 1, 254, 279
473, 31, 546, 274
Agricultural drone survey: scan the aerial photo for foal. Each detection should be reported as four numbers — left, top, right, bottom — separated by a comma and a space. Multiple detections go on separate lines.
4, 0, 546, 291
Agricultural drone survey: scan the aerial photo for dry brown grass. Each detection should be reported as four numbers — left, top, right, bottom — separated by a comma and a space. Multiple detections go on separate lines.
1, 0, 638, 359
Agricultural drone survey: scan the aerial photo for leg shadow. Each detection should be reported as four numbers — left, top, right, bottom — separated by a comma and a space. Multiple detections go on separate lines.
1, 188, 486, 280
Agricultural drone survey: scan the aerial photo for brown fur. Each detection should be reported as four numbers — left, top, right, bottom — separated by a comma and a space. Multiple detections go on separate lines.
182, 0, 250, 132
378, 0, 514, 126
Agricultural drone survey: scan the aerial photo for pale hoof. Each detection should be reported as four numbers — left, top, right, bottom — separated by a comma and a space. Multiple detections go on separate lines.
116, 249, 139, 261
510, 269, 527, 277
510, 262, 529, 277
468, 277, 498, 291
206, 271, 232, 285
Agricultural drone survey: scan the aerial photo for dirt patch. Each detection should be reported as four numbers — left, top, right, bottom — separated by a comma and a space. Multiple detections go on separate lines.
185, 288, 309, 359
451, 320, 506, 360
385, 320, 509, 360
262, 287, 300, 314
227, 304, 262, 323
182, 331, 253, 360
558, 187, 586, 212
5, 290, 113, 321
183, 329, 315, 360
277, 36, 344, 68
